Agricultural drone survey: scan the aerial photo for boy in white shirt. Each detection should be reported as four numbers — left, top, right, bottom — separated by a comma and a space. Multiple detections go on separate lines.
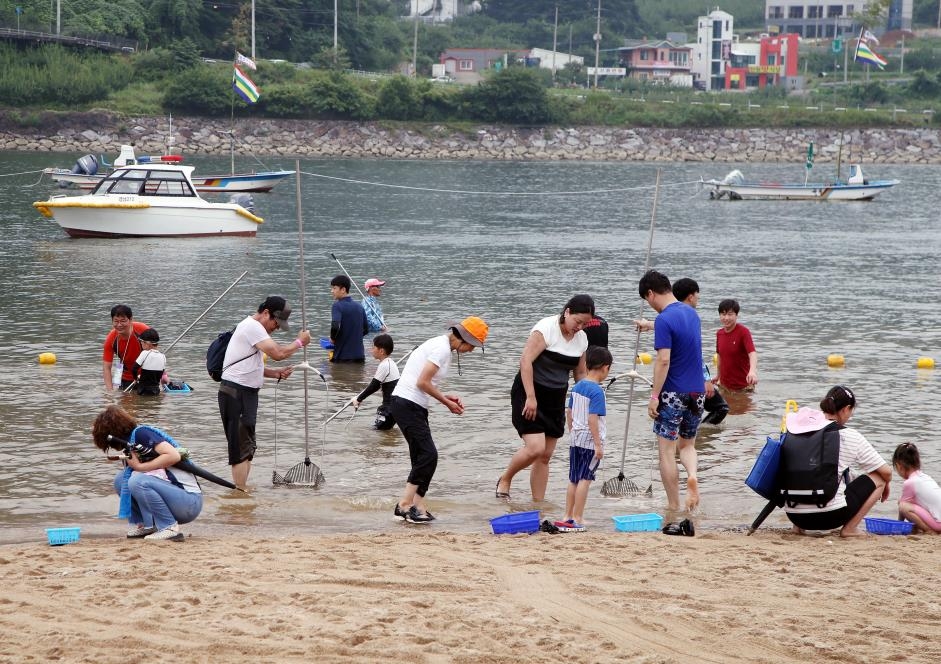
353, 334, 400, 430
133, 328, 168, 396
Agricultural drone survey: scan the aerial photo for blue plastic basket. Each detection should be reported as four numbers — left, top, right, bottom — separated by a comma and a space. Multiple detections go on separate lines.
864, 518, 913, 536
490, 510, 540, 535
612, 513, 663, 532
46, 527, 81, 546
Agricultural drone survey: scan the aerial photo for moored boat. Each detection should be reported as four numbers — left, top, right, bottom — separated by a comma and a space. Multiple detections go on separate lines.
703, 164, 899, 201
33, 163, 264, 238
43, 145, 294, 194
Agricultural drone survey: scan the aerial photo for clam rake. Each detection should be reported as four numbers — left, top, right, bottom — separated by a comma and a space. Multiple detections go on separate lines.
600, 170, 661, 499
272, 165, 326, 488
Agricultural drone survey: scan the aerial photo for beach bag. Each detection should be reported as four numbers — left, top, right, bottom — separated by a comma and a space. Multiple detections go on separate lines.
777, 422, 845, 509
745, 433, 784, 501
206, 329, 258, 382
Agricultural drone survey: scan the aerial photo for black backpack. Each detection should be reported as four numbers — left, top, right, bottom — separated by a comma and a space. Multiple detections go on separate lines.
206, 329, 258, 382
777, 421, 846, 508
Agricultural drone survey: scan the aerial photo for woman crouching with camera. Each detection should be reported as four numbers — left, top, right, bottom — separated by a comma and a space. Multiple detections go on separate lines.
92, 405, 202, 541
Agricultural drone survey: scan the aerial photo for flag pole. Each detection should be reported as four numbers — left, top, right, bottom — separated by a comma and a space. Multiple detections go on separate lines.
230, 52, 237, 175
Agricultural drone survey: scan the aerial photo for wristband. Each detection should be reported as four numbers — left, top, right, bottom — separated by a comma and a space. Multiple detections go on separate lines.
649, 394, 659, 401
294, 338, 303, 349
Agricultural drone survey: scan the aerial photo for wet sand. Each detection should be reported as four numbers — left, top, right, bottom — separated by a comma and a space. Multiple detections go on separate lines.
2, 529, 938, 663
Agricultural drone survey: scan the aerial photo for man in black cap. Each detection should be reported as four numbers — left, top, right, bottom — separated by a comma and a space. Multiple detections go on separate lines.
218, 295, 312, 490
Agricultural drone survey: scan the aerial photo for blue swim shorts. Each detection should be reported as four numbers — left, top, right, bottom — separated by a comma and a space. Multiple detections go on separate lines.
568, 446, 601, 484
652, 391, 705, 441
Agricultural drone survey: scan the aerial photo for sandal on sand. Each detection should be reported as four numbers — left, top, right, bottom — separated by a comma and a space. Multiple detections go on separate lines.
554, 519, 586, 533
662, 519, 695, 537
539, 520, 560, 534
495, 479, 511, 501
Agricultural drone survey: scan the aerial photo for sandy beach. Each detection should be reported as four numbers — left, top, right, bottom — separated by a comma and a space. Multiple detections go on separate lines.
2, 528, 938, 663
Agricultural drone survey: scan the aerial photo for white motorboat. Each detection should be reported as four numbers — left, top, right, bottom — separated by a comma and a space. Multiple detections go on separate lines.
33, 163, 264, 238
704, 164, 899, 201
43, 145, 294, 194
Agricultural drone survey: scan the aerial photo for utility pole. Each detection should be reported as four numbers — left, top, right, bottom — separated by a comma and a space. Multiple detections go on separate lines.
251, 0, 256, 60
900, 33, 905, 74
333, 0, 338, 65
412, 10, 419, 78
56, 0, 60, 35
593, 0, 602, 89
843, 22, 848, 83
551, 5, 558, 84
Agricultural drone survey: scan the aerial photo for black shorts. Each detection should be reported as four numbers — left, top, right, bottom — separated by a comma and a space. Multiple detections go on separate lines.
786, 475, 877, 531
510, 373, 566, 440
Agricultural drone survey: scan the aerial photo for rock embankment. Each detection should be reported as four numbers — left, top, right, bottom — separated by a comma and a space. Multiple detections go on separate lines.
2, 112, 939, 163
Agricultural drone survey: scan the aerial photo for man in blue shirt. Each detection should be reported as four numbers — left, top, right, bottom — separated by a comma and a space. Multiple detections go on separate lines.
330, 275, 368, 362
638, 270, 707, 512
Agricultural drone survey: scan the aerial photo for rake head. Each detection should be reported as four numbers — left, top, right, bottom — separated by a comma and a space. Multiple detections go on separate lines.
272, 458, 324, 488
600, 473, 653, 498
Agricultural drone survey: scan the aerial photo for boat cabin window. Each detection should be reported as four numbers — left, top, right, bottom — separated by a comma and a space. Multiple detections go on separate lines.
94, 169, 196, 197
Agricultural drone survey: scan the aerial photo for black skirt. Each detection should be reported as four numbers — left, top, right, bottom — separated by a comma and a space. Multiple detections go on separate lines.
510, 373, 567, 439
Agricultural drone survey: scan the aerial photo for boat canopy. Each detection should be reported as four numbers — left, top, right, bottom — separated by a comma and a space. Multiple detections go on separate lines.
92, 166, 197, 198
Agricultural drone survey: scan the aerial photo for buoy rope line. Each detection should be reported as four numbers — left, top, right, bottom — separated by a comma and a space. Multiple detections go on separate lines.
299, 169, 700, 196
0, 169, 45, 178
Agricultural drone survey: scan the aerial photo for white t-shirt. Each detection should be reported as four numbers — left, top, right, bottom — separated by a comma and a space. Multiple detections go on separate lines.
221, 316, 267, 389
375, 356, 400, 383
784, 425, 886, 514
392, 335, 451, 409
529, 315, 589, 389
135, 349, 167, 372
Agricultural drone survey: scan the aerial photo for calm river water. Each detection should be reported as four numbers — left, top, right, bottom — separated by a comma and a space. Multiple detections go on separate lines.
1, 150, 939, 543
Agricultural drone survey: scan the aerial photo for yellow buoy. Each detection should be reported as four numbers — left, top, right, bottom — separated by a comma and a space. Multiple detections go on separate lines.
827, 354, 845, 368
917, 357, 935, 369
637, 352, 652, 365
38, 352, 57, 365
712, 353, 718, 366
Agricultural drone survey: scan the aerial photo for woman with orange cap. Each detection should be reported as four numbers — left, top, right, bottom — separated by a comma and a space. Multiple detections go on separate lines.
389, 316, 489, 524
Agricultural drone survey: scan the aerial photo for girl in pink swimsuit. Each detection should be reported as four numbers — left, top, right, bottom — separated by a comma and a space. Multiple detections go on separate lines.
893, 443, 941, 534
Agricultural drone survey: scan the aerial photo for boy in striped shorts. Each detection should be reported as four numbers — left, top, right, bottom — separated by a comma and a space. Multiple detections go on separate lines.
555, 346, 612, 532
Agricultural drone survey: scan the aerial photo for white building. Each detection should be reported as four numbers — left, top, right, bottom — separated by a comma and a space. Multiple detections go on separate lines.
765, 1, 912, 37
527, 48, 584, 72
690, 8, 734, 92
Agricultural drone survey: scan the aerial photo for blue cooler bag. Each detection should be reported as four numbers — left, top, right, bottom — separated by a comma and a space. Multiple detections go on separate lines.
745, 433, 783, 501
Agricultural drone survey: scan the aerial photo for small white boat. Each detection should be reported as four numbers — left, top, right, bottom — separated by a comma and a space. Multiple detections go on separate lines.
33, 163, 264, 238
43, 145, 294, 194
704, 164, 899, 201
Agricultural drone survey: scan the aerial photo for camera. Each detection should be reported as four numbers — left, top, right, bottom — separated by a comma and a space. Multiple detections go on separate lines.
125, 441, 159, 462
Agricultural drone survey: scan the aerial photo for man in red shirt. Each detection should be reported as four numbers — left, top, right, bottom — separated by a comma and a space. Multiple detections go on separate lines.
715, 299, 758, 391
102, 304, 150, 391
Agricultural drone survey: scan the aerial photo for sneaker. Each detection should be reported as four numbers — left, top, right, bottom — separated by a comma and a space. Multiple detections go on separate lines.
144, 524, 184, 542
393, 504, 409, 521
554, 519, 586, 533
126, 525, 157, 539
404, 506, 433, 524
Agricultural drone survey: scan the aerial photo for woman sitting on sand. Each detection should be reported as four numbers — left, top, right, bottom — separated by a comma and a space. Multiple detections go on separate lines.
92, 405, 203, 542
782, 385, 891, 537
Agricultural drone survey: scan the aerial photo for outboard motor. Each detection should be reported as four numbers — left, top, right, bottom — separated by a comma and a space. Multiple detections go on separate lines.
71, 154, 99, 176
229, 193, 256, 214
58, 154, 99, 188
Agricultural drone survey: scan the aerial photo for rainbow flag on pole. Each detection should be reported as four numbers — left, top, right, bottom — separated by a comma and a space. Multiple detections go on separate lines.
233, 65, 260, 103
854, 34, 887, 69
